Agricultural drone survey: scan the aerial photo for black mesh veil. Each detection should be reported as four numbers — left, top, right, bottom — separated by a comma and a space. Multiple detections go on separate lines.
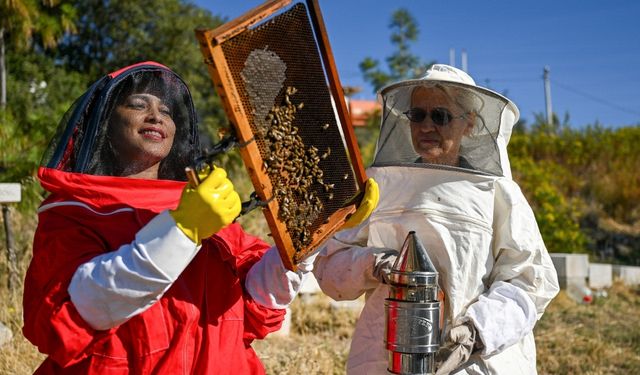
41, 62, 199, 181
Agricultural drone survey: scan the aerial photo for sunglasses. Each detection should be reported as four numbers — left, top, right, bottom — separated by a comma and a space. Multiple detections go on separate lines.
403, 107, 466, 126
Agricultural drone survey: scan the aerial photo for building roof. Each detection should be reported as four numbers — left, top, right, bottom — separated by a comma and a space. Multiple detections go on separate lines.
347, 99, 380, 127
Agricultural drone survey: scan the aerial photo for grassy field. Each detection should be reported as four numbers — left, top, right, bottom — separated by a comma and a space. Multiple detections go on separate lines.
1, 200, 639, 374
534, 282, 640, 374
256, 283, 640, 375
2, 277, 639, 374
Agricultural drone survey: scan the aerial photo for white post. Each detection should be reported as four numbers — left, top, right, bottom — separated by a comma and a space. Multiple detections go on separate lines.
1, 183, 21, 291
461, 49, 468, 72
449, 48, 455, 67
543, 66, 553, 125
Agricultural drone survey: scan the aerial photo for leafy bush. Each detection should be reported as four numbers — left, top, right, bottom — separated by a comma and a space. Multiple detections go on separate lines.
509, 122, 640, 260
510, 153, 587, 253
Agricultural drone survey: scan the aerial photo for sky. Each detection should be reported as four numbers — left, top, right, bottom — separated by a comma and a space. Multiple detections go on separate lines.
194, 1, 640, 129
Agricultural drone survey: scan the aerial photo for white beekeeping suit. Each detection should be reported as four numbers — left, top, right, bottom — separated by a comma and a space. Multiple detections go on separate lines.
313, 65, 559, 374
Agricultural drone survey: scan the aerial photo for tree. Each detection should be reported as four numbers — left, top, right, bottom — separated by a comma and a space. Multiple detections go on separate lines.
2, 0, 232, 199
32, 0, 77, 49
55, 0, 228, 151
0, 0, 75, 109
0, 0, 36, 108
359, 8, 434, 93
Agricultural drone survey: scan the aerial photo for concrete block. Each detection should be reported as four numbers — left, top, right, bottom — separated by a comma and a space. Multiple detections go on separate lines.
550, 253, 589, 279
556, 275, 587, 290
613, 265, 640, 286
588, 263, 613, 289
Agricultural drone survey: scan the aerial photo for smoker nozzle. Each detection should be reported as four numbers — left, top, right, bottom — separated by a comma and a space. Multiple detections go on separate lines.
387, 231, 439, 293
392, 231, 438, 274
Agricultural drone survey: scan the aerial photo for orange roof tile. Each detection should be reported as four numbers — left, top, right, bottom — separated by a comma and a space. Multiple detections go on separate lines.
348, 99, 381, 127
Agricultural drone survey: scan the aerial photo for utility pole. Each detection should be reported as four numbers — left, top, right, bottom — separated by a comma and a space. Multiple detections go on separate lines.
543, 66, 553, 125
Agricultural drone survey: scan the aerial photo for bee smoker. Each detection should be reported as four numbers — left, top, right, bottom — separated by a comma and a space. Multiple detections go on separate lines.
384, 231, 441, 374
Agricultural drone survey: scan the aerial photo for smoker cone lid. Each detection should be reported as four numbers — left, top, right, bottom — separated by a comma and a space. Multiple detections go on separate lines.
389, 231, 438, 286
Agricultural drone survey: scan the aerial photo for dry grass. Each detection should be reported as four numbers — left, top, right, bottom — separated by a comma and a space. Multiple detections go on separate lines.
2, 274, 640, 374
254, 295, 360, 375
254, 283, 640, 375
2, 207, 640, 374
534, 282, 640, 375
0, 295, 45, 374
0, 207, 46, 374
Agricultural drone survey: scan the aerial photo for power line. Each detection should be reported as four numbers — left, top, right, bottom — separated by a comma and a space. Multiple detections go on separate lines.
480, 73, 640, 119
553, 79, 640, 117
486, 78, 539, 83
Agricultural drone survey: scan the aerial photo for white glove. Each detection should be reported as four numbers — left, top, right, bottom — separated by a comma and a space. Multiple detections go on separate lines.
245, 247, 314, 309
372, 249, 398, 284
435, 320, 481, 375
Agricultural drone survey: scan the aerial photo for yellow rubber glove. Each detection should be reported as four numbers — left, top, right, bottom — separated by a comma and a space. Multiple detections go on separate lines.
170, 166, 241, 244
342, 177, 379, 229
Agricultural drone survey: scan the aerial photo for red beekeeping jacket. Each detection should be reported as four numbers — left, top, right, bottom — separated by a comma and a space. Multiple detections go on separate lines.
23, 167, 285, 374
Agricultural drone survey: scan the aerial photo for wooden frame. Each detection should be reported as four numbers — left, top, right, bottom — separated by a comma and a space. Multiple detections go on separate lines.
195, 0, 366, 270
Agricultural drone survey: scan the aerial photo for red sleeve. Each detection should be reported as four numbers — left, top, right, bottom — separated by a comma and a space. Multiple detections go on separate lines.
212, 224, 286, 343
22, 209, 111, 367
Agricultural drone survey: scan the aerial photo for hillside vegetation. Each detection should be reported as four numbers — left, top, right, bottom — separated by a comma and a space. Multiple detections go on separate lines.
509, 123, 640, 262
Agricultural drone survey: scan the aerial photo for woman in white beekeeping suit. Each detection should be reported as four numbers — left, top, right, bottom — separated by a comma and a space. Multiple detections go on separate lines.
313, 64, 559, 374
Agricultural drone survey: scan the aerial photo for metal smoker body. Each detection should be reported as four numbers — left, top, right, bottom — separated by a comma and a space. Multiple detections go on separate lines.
385, 231, 441, 374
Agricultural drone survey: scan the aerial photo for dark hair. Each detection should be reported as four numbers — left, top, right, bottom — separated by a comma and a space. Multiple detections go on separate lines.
88, 70, 197, 180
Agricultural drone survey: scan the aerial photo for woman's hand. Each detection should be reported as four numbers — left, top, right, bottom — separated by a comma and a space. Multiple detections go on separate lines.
342, 178, 379, 229
436, 320, 481, 375
170, 166, 241, 243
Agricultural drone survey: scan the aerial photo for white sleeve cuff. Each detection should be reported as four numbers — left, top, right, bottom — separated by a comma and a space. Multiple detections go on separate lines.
137, 211, 200, 281
465, 281, 537, 355
245, 247, 313, 309
69, 210, 199, 330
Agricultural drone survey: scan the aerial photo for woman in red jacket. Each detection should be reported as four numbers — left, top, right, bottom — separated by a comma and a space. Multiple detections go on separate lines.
22, 61, 315, 374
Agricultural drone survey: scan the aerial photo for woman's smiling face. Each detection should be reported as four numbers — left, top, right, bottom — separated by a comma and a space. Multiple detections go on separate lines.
109, 93, 176, 178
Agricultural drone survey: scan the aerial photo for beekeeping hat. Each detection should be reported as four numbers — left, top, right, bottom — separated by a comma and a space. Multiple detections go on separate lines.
373, 64, 519, 177
40, 61, 199, 181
